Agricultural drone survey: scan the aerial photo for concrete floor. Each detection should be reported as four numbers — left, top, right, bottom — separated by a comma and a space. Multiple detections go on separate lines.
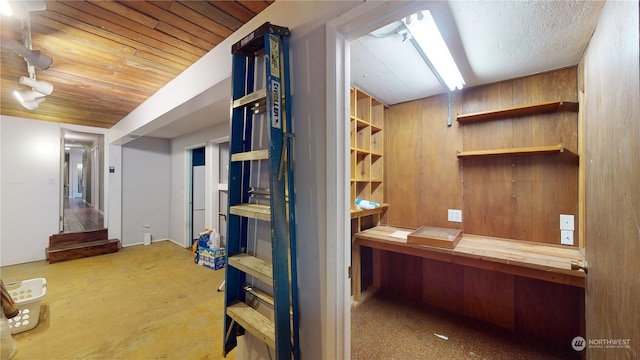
1, 241, 231, 360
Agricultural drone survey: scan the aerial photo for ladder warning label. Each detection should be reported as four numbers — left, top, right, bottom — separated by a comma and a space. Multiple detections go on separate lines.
269, 35, 280, 77
271, 79, 281, 129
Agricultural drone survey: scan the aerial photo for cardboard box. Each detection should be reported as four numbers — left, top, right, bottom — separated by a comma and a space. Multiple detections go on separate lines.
196, 246, 226, 270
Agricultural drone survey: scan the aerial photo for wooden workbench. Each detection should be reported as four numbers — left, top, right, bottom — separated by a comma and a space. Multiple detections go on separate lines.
352, 225, 586, 304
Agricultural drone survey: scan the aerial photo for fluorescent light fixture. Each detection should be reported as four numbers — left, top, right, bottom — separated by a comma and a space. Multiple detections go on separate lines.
8, 40, 52, 70
19, 75, 53, 95
403, 10, 465, 91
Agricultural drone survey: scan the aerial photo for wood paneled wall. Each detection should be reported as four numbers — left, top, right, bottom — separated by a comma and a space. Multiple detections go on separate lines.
385, 94, 463, 229
380, 67, 584, 346
385, 67, 579, 246
582, 1, 640, 358
380, 255, 584, 346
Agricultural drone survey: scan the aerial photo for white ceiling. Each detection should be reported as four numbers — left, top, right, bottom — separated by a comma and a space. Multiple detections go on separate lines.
146, 1, 605, 139
64, 130, 100, 150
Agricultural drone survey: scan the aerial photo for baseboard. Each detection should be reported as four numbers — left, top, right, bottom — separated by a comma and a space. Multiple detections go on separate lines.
121, 238, 170, 248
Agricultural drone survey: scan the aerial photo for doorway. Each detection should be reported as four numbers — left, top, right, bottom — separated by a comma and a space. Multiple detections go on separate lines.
61, 130, 105, 233
189, 146, 206, 246
185, 139, 229, 248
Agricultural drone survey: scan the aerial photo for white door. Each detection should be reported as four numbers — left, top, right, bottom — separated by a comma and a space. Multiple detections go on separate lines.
218, 141, 229, 247
192, 165, 206, 241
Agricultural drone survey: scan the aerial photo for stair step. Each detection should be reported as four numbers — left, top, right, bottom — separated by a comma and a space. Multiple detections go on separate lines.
229, 204, 271, 221
49, 228, 108, 247
227, 302, 275, 349
228, 254, 272, 285
46, 239, 120, 264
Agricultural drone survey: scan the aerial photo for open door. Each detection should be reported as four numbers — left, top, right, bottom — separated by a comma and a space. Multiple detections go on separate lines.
59, 130, 65, 232
217, 141, 229, 247
189, 147, 206, 246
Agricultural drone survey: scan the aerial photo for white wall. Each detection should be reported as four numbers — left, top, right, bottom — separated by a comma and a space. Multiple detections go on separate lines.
108, 144, 122, 243
121, 137, 171, 246
0, 116, 60, 266
169, 122, 229, 247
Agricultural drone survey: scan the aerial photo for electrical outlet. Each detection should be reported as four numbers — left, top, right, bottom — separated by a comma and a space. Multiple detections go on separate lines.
561, 230, 574, 245
448, 209, 462, 223
560, 214, 575, 231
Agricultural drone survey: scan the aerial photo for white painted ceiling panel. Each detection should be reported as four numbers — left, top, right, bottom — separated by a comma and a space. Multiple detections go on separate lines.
351, 0, 605, 106
351, 30, 443, 105
449, 0, 604, 85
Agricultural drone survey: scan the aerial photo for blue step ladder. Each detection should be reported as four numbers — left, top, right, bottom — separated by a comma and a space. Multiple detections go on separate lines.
223, 22, 300, 360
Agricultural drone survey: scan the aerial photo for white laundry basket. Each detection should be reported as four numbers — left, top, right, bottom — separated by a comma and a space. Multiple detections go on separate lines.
5, 278, 47, 334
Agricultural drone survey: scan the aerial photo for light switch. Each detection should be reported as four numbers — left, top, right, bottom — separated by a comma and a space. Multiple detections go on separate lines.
560, 214, 574, 231
561, 230, 574, 245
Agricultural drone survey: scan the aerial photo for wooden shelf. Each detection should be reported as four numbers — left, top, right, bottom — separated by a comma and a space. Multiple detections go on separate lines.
456, 99, 579, 124
350, 203, 389, 219
457, 143, 578, 161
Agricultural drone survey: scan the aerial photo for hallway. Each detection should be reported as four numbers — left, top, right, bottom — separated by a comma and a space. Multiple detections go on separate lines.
62, 198, 103, 233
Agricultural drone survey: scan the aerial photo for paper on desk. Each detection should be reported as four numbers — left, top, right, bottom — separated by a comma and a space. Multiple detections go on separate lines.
390, 230, 411, 239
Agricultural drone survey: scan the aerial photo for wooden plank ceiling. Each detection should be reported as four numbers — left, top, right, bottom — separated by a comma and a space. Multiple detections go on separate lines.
0, 0, 273, 128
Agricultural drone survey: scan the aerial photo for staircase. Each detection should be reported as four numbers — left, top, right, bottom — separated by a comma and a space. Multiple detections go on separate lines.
46, 228, 119, 263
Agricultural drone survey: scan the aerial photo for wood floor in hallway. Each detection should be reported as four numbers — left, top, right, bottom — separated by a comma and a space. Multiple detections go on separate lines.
63, 198, 104, 233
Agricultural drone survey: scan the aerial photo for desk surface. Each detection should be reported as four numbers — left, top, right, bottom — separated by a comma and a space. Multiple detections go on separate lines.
354, 225, 586, 288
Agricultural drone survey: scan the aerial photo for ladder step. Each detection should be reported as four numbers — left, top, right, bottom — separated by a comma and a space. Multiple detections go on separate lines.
229, 204, 271, 221
231, 149, 269, 162
233, 88, 266, 109
244, 284, 275, 307
227, 302, 275, 349
228, 253, 273, 285
244, 285, 294, 317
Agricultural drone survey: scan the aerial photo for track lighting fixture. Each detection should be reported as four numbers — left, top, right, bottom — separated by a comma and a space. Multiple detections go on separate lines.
1, 0, 53, 110
17, 96, 45, 110
0, 0, 46, 19
8, 40, 52, 70
13, 89, 46, 110
19, 75, 53, 95
0, 0, 11, 16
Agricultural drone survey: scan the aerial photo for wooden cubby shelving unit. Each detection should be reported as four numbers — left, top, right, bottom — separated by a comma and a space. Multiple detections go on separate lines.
457, 99, 579, 162
350, 86, 386, 213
